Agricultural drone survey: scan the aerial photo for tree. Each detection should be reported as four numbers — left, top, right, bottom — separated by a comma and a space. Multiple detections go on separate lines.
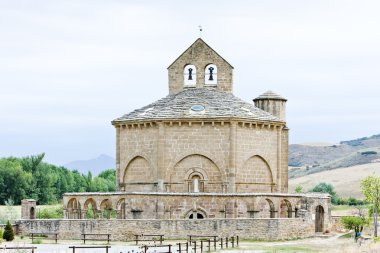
361, 175, 380, 237
295, 185, 303, 193
2, 221, 14, 241
310, 182, 338, 204
340, 216, 368, 241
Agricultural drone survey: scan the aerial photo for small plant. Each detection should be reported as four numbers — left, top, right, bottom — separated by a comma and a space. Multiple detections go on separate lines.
32, 239, 42, 244
0, 228, 3, 242
3, 221, 15, 241
295, 185, 303, 193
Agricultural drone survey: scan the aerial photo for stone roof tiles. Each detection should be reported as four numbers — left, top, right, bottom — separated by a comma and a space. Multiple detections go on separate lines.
254, 90, 287, 101
112, 88, 281, 124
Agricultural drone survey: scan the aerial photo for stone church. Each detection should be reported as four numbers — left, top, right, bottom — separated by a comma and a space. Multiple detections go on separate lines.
19, 38, 331, 239
113, 38, 289, 195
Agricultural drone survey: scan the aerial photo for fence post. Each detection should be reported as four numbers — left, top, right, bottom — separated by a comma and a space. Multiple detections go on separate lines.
213, 237, 216, 250
83, 234, 86, 244
72, 246, 76, 253
220, 238, 223, 249
231, 236, 234, 248
237, 235, 239, 247
169, 244, 172, 253
200, 240, 203, 253
226, 237, 228, 248
106, 246, 109, 253
208, 239, 211, 252
186, 241, 189, 253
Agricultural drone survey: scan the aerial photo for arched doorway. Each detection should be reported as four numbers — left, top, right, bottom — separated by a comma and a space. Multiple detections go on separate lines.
315, 205, 324, 232
30, 207, 35, 219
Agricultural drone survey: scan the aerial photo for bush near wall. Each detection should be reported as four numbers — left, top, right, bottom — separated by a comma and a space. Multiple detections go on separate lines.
3, 221, 14, 241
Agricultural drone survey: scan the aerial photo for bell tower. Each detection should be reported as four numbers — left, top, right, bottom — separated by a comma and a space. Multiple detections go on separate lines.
167, 38, 234, 95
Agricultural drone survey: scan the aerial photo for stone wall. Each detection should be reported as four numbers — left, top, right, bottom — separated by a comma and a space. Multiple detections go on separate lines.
17, 218, 315, 241
117, 121, 287, 194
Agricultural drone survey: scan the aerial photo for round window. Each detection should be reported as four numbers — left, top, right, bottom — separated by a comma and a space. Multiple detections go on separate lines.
190, 105, 205, 112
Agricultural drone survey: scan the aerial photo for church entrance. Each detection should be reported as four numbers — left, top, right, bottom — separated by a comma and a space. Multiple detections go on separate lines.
315, 205, 324, 232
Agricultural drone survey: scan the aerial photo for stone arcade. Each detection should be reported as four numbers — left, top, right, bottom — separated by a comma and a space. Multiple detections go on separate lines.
19, 38, 331, 240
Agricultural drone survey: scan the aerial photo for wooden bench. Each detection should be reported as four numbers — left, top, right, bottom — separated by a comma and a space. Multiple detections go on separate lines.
188, 235, 219, 250
134, 234, 164, 245
141, 244, 172, 253
29, 232, 58, 244
69, 246, 111, 253
0, 246, 37, 253
81, 233, 111, 244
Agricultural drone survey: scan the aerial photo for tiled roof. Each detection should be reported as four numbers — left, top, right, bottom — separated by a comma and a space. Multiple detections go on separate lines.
112, 88, 280, 124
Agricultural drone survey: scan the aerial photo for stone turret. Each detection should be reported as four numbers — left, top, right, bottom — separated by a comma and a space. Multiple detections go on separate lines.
253, 91, 287, 122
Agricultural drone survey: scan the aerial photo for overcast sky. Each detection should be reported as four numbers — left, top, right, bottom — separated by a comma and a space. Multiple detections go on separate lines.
1, 0, 379, 165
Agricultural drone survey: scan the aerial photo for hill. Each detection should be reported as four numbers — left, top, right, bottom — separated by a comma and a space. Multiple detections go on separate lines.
64, 154, 115, 175
289, 134, 380, 178
289, 162, 380, 198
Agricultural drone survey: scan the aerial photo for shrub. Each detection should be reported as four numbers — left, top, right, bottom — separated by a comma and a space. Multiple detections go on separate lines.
37, 206, 64, 219
0, 228, 3, 242
3, 221, 14, 241
295, 185, 303, 193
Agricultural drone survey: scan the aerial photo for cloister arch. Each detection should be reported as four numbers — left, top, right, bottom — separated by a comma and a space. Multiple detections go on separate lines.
67, 198, 81, 219
279, 199, 292, 218
84, 198, 97, 219
100, 199, 113, 219
257, 198, 277, 218
116, 198, 126, 219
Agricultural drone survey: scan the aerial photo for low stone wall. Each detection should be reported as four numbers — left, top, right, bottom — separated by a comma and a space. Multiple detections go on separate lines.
17, 218, 314, 241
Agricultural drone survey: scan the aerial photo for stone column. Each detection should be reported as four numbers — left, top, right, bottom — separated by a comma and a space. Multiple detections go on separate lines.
115, 126, 121, 191
228, 122, 237, 193
81, 210, 87, 219
276, 126, 282, 192
157, 122, 165, 192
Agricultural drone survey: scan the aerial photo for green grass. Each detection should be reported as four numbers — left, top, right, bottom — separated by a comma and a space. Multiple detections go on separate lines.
32, 239, 42, 244
339, 232, 354, 239
331, 205, 351, 211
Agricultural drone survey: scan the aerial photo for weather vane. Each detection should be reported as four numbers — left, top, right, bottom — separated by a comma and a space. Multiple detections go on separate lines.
198, 25, 203, 38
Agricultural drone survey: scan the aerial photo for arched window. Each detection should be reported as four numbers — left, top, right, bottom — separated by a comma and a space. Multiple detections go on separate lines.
205, 64, 217, 85
192, 175, 201, 192
188, 174, 204, 192
184, 65, 196, 86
